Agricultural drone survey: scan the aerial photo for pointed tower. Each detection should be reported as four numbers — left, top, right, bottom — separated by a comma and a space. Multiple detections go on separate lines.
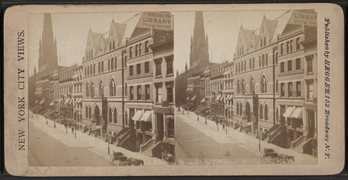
38, 13, 58, 72
189, 11, 210, 70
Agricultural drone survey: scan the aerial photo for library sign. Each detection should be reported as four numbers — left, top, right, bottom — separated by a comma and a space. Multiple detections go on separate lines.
138, 12, 172, 30
289, 10, 317, 26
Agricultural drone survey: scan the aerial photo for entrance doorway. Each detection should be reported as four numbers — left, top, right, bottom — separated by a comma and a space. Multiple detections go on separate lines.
95, 105, 100, 125
245, 101, 251, 122
156, 114, 164, 142
307, 110, 315, 138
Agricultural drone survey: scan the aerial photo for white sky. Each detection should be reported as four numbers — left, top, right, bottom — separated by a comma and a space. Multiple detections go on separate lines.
172, 10, 287, 74
29, 10, 287, 76
29, 12, 137, 76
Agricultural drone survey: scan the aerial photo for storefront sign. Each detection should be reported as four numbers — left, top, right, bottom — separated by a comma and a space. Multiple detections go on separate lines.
137, 12, 172, 30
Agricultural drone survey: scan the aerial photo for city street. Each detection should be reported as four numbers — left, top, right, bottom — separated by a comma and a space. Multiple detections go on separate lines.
176, 115, 260, 164
29, 111, 168, 166
175, 108, 318, 165
29, 121, 110, 166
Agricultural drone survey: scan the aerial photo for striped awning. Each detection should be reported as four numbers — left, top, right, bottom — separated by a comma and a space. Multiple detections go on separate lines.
216, 94, 221, 101
65, 97, 71, 104
132, 110, 143, 121
283, 107, 295, 118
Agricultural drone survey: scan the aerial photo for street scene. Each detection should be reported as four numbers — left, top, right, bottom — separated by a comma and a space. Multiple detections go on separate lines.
175, 10, 318, 164
29, 12, 175, 166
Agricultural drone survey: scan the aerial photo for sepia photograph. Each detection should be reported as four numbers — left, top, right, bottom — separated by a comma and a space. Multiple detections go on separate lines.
3, 4, 344, 176
28, 11, 175, 166
174, 10, 318, 165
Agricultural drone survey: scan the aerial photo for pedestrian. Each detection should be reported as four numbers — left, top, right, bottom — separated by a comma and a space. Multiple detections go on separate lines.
197, 114, 199, 121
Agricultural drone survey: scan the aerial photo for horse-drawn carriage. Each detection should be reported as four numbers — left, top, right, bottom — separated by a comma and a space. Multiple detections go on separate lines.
110, 151, 144, 166
261, 148, 295, 164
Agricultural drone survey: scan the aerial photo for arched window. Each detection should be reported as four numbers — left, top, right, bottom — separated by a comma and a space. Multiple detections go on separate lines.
266, 53, 268, 66
260, 104, 263, 119
237, 103, 239, 115
259, 56, 261, 68
242, 79, 245, 93
89, 106, 91, 119
86, 107, 88, 118
99, 80, 104, 97
86, 83, 89, 97
108, 59, 110, 71
114, 57, 117, 69
240, 103, 243, 116
250, 77, 255, 93
109, 79, 116, 96
91, 82, 95, 97
264, 104, 268, 120
237, 80, 240, 93
253, 57, 255, 69
108, 107, 112, 123
113, 108, 117, 123
244, 61, 246, 71
111, 57, 114, 70
261, 75, 267, 93
98, 62, 101, 73
262, 54, 265, 67
249, 59, 251, 70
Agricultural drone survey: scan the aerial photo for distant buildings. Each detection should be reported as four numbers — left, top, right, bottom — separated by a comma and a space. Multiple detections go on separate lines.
179, 10, 317, 156
33, 12, 175, 160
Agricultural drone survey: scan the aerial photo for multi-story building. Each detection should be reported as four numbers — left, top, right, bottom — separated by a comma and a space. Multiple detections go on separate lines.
222, 62, 234, 124
59, 65, 79, 120
276, 10, 317, 154
149, 29, 174, 156
210, 62, 227, 116
202, 68, 211, 108
82, 20, 127, 140
72, 65, 83, 128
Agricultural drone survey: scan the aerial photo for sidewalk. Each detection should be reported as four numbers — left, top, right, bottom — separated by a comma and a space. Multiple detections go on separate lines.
176, 108, 317, 164
29, 111, 168, 166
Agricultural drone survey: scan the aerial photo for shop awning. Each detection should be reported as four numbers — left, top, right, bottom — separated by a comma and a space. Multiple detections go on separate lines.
35, 100, 38, 104
75, 98, 79, 104
140, 111, 151, 122
216, 94, 221, 101
65, 97, 71, 104
132, 110, 143, 121
78, 98, 82, 103
187, 97, 190, 100
283, 107, 295, 118
201, 98, 205, 103
291, 107, 303, 119
39, 99, 45, 104
69, 98, 74, 105
191, 96, 196, 101
219, 95, 224, 101
72, 74, 79, 79
49, 101, 54, 106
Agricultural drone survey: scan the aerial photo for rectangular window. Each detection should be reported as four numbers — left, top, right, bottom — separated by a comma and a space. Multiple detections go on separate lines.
296, 81, 301, 97
307, 81, 314, 100
135, 45, 138, 57
281, 43, 284, 55
130, 86, 134, 100
288, 82, 293, 97
280, 62, 284, 72
287, 41, 290, 53
129, 47, 132, 58
145, 61, 150, 73
137, 64, 141, 74
145, 85, 150, 100
145, 41, 149, 53
296, 58, 301, 70
290, 40, 293, 52
155, 61, 161, 76
156, 86, 162, 103
288, 60, 292, 71
137, 85, 141, 100
167, 87, 173, 103
296, 37, 301, 50
139, 43, 142, 55
129, 65, 133, 76
166, 56, 173, 75
307, 58, 313, 73
281, 83, 285, 97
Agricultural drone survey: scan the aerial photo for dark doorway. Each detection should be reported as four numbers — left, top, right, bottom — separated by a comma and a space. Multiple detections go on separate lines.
245, 101, 251, 122
156, 114, 164, 142
95, 105, 100, 125
308, 110, 315, 138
